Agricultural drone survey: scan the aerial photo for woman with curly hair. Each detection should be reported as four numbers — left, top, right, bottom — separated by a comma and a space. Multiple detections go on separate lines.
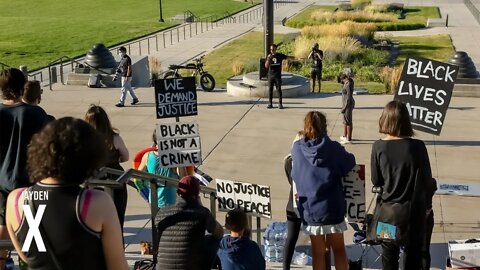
6, 117, 128, 270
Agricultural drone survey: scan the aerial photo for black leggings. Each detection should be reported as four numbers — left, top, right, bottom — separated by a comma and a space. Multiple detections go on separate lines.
268, 76, 282, 105
283, 218, 302, 270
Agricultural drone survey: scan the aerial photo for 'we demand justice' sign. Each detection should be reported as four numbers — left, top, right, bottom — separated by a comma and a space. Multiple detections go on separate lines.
394, 57, 459, 135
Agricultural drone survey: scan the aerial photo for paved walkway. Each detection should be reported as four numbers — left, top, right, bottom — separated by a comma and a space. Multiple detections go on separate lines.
10, 0, 480, 269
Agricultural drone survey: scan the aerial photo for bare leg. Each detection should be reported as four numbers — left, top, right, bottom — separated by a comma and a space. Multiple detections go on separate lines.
318, 79, 322, 93
326, 233, 348, 270
310, 235, 326, 270
347, 125, 353, 141
343, 125, 347, 138
311, 80, 316, 93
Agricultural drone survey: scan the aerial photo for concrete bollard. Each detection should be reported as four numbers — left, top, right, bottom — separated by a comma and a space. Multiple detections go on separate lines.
51, 66, 58, 83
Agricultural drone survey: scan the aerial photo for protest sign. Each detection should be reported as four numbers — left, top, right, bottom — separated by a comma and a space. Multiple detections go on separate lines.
343, 164, 365, 223
436, 182, 480, 197
156, 122, 202, 168
395, 57, 459, 135
154, 77, 197, 119
216, 179, 272, 218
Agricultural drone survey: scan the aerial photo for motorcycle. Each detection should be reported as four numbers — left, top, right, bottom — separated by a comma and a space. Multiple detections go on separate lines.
163, 55, 215, 92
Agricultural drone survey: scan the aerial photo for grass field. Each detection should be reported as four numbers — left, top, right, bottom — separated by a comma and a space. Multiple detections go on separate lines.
0, 0, 252, 70
393, 35, 455, 66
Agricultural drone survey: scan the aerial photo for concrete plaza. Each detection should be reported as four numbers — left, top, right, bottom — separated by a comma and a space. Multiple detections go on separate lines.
5, 0, 480, 268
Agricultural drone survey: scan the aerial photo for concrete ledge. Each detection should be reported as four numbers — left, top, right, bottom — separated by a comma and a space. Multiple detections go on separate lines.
453, 84, 480, 97
427, 18, 447, 27
227, 72, 310, 98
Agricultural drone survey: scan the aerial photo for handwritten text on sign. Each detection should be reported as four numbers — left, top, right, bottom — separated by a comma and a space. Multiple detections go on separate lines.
154, 77, 197, 119
342, 164, 365, 223
395, 57, 459, 135
156, 122, 202, 168
216, 179, 272, 218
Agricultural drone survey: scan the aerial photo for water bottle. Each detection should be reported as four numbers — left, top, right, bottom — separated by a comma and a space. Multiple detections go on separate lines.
4, 258, 14, 270
293, 252, 309, 266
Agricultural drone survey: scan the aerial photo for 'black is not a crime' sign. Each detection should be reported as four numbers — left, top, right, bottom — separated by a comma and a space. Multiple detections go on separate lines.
394, 57, 459, 135
154, 77, 197, 119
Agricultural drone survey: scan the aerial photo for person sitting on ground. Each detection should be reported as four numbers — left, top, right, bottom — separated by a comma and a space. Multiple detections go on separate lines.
22, 80, 55, 122
5, 117, 128, 270
156, 175, 223, 270
217, 208, 265, 270
138, 129, 187, 208
84, 104, 129, 229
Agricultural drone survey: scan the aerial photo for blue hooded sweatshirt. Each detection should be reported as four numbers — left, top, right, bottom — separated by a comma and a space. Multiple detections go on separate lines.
291, 136, 355, 226
217, 235, 266, 270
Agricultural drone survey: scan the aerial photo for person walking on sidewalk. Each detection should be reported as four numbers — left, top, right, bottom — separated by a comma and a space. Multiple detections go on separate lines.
308, 43, 323, 93
265, 44, 293, 109
116, 46, 139, 107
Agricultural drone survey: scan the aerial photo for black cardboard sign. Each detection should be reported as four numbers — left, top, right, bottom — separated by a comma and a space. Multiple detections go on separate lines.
154, 77, 197, 119
394, 57, 459, 135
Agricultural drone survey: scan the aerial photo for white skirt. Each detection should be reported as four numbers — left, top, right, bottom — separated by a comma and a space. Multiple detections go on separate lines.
303, 221, 347, 235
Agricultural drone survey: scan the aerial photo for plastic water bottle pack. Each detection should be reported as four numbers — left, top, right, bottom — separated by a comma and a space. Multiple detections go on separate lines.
263, 222, 288, 262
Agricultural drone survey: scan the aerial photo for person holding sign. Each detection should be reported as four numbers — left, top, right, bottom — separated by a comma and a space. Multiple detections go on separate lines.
265, 44, 294, 109
291, 111, 356, 270
138, 129, 187, 208
370, 100, 435, 270
338, 73, 355, 144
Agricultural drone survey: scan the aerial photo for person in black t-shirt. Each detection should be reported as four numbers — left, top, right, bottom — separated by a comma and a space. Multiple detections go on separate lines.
307, 43, 323, 93
0, 68, 47, 269
115, 46, 139, 107
370, 100, 434, 270
265, 44, 293, 109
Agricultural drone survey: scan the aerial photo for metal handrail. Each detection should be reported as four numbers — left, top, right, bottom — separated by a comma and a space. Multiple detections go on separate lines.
28, 70, 44, 82
93, 167, 217, 260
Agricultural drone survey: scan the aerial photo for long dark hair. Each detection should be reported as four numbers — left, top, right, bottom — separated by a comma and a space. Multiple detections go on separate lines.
84, 104, 119, 154
378, 100, 414, 137
303, 111, 327, 140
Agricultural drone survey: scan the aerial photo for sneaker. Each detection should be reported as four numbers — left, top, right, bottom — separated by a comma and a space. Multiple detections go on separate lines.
278, 104, 284, 109
340, 139, 352, 145
339, 136, 347, 142
267, 104, 273, 109
115, 103, 124, 107
131, 99, 139, 105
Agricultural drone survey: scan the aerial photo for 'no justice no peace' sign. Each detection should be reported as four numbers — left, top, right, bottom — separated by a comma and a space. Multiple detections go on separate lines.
394, 57, 459, 136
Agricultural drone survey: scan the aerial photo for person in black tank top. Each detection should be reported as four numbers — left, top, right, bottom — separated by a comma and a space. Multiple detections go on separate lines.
5, 117, 128, 270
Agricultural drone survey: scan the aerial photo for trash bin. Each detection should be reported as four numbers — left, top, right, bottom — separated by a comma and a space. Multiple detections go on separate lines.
50, 67, 57, 83
259, 58, 267, 80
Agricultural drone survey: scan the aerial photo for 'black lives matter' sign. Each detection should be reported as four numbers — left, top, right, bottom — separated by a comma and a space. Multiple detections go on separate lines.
395, 57, 459, 135
154, 77, 197, 119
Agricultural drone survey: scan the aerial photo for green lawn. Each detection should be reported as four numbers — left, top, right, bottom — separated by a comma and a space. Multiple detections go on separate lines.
203, 32, 284, 88
322, 81, 386, 94
0, 0, 252, 70
286, 5, 440, 29
394, 35, 455, 66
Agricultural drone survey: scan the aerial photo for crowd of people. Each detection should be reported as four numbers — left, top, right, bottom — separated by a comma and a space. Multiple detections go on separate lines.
0, 65, 436, 270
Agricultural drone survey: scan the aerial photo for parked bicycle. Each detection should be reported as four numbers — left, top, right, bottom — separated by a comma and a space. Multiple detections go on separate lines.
163, 56, 216, 92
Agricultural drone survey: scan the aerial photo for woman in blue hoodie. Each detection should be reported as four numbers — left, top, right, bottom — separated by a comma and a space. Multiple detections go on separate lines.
217, 209, 266, 270
291, 111, 355, 270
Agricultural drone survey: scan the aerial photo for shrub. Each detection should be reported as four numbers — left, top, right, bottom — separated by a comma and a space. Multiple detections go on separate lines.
311, 10, 396, 23
364, 4, 389, 13
232, 61, 244, 76
244, 60, 258, 73
351, 0, 372, 9
301, 21, 377, 41
380, 65, 403, 94
293, 35, 362, 61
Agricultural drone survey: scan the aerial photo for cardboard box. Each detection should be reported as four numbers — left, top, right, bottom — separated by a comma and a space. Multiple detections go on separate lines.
448, 239, 480, 268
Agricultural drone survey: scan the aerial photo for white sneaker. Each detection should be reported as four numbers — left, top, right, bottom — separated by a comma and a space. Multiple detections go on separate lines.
340, 139, 352, 145
339, 136, 347, 142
